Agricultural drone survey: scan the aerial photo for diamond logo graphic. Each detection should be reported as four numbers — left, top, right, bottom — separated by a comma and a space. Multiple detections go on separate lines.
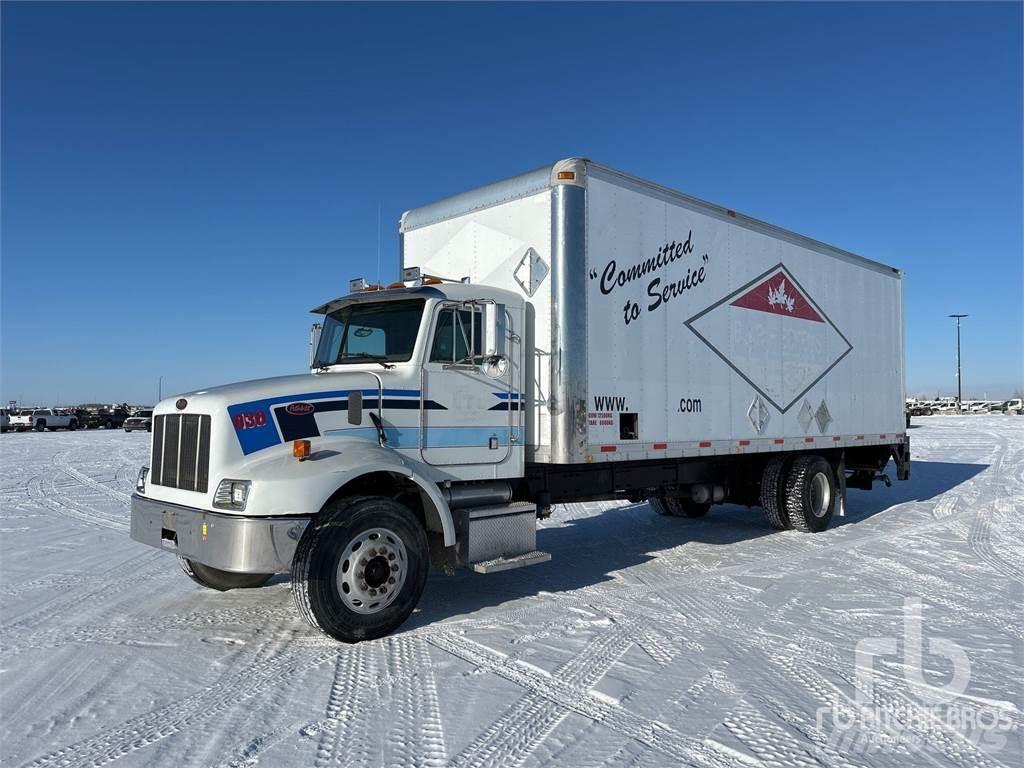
815, 399, 833, 434
514, 247, 549, 297
685, 264, 853, 413
747, 396, 771, 434
798, 399, 814, 433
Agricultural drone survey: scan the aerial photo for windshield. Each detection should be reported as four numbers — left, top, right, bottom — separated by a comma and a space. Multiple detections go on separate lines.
313, 299, 425, 367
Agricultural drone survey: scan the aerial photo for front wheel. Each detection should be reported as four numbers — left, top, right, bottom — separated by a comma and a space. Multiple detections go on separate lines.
178, 557, 273, 591
68, 420, 78, 431
291, 496, 429, 643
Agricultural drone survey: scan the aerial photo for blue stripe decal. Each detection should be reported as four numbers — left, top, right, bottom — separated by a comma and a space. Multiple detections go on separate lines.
492, 392, 522, 400
229, 388, 421, 455
323, 425, 520, 450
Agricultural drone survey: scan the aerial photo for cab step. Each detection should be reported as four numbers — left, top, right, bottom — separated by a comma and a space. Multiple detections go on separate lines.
473, 550, 552, 574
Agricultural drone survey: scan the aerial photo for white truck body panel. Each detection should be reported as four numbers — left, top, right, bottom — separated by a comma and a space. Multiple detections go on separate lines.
401, 159, 905, 465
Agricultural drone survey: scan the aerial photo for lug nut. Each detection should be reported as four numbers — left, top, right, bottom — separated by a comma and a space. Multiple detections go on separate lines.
368, 588, 377, 596
388, 577, 396, 584
391, 564, 399, 572
388, 553, 395, 560
377, 547, 387, 555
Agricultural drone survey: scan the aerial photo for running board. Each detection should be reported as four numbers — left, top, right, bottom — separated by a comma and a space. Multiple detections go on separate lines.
472, 550, 551, 574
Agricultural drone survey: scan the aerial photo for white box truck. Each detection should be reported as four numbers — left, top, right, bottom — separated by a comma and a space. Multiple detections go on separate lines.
131, 158, 909, 642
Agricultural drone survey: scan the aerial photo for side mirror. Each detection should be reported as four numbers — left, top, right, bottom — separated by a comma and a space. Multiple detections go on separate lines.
348, 390, 362, 425
483, 303, 506, 358
309, 322, 323, 368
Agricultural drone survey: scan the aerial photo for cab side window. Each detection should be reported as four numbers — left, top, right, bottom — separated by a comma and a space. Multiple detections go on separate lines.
430, 308, 482, 364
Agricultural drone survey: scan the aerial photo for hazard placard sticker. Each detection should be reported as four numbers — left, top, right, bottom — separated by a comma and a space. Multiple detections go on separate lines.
685, 263, 852, 413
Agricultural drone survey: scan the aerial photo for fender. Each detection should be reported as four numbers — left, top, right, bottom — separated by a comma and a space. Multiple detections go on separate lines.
234, 438, 456, 547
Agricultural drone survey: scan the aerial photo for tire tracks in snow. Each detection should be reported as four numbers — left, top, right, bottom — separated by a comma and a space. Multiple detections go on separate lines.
21, 647, 339, 768
430, 631, 746, 768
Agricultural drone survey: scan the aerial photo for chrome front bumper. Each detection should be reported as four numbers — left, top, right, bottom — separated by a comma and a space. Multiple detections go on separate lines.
130, 493, 310, 573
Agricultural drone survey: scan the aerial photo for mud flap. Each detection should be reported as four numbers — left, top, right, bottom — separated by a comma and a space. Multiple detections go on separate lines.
893, 437, 911, 481
835, 451, 847, 518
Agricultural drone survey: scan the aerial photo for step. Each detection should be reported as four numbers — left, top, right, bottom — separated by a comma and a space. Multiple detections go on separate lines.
472, 550, 551, 574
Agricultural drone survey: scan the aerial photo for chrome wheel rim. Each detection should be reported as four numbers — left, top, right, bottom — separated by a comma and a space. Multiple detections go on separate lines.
810, 472, 831, 518
336, 527, 407, 615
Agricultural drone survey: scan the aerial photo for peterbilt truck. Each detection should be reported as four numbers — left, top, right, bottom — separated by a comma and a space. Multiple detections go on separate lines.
131, 158, 909, 642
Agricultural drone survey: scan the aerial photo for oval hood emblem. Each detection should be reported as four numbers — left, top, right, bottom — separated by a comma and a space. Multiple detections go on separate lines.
286, 402, 315, 416
175, 398, 187, 410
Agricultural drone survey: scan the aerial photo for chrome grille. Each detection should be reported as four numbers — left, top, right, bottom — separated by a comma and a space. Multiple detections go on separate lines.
151, 414, 211, 493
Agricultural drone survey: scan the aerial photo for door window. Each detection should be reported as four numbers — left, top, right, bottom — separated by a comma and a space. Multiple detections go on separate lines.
430, 307, 483, 365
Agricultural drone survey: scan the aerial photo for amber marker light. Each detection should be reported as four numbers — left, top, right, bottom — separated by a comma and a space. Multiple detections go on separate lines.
293, 439, 311, 460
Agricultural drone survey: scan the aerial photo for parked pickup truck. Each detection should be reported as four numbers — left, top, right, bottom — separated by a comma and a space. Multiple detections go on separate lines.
131, 158, 909, 643
11, 408, 79, 431
123, 410, 153, 432
79, 408, 130, 429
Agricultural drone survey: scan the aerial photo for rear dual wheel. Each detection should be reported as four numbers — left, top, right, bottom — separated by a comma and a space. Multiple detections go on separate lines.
761, 454, 837, 533
649, 495, 711, 518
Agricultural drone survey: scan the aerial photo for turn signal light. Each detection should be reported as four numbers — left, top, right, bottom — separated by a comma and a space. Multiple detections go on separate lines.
386, 281, 405, 289
423, 277, 443, 285
557, 171, 576, 180
293, 439, 311, 460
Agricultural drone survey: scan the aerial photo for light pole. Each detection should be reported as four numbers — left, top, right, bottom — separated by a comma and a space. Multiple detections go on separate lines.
948, 314, 967, 412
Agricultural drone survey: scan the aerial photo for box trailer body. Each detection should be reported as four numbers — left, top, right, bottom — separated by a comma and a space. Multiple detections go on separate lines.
130, 158, 909, 642
401, 158, 906, 468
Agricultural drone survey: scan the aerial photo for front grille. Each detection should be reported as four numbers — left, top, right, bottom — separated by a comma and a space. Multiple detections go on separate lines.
151, 414, 211, 493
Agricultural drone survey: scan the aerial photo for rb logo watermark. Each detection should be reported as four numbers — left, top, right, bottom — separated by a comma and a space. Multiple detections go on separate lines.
815, 598, 1014, 755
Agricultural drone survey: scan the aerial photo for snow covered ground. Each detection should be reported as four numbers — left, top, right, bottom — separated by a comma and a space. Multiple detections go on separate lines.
1, 416, 1021, 767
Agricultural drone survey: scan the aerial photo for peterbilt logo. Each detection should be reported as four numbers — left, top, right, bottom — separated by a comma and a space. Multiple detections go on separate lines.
285, 402, 315, 416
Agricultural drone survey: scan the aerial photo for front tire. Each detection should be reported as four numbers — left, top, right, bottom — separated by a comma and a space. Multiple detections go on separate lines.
784, 455, 837, 533
177, 557, 273, 591
291, 496, 429, 643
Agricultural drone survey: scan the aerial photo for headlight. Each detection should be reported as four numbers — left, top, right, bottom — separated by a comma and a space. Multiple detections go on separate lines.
214, 479, 251, 511
136, 466, 149, 493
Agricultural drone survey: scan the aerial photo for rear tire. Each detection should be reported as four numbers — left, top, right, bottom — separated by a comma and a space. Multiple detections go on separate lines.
784, 455, 836, 533
35, 421, 46, 432
178, 557, 273, 591
760, 455, 793, 530
68, 420, 78, 431
649, 495, 710, 518
291, 496, 429, 643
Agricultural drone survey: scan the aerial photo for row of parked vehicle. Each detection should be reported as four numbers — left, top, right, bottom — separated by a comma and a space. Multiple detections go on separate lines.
0, 407, 154, 433
907, 398, 1023, 416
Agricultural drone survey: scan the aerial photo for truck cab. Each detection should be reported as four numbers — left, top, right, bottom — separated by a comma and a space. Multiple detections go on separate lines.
132, 278, 536, 642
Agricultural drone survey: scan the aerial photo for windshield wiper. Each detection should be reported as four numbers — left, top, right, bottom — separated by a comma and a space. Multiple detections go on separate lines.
339, 353, 396, 370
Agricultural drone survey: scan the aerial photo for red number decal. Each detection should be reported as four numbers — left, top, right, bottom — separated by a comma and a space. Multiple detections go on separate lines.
233, 411, 267, 430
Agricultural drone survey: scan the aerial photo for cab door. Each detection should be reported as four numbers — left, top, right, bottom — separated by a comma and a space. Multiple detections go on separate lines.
420, 301, 521, 469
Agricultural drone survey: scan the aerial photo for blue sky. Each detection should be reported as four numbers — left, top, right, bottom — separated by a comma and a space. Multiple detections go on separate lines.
2, 1, 1021, 404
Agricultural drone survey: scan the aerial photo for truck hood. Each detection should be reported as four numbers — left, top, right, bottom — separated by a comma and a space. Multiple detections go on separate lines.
170, 371, 397, 414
